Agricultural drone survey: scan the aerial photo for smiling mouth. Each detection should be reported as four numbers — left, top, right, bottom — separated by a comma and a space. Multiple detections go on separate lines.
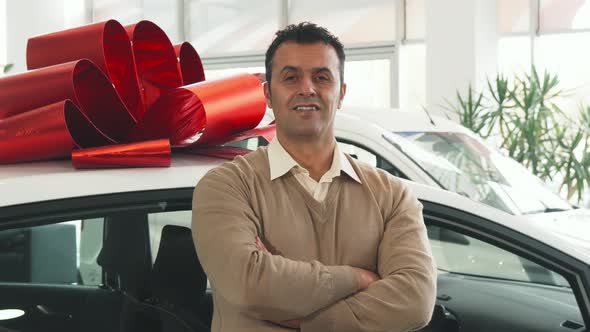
292, 105, 320, 111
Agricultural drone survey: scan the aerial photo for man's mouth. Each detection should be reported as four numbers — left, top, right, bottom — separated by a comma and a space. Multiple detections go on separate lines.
292, 104, 320, 111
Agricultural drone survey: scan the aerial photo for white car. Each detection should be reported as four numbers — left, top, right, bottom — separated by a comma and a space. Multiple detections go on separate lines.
0, 152, 589, 331
328, 107, 590, 247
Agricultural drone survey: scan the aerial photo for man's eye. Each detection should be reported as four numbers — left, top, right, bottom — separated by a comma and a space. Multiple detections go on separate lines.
316, 75, 330, 81
284, 76, 296, 81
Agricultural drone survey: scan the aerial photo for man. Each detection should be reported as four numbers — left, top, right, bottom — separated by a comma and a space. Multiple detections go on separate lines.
192, 22, 436, 331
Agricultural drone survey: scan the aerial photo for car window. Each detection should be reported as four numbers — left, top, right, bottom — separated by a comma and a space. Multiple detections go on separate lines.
0, 218, 104, 286
428, 224, 570, 287
148, 210, 192, 262
147, 210, 213, 289
147, 209, 571, 288
224, 136, 269, 151
337, 140, 408, 179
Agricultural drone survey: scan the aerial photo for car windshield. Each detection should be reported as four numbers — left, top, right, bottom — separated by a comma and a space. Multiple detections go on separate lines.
383, 131, 572, 215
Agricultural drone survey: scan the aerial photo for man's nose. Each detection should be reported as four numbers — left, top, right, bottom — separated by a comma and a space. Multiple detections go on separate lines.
297, 77, 317, 96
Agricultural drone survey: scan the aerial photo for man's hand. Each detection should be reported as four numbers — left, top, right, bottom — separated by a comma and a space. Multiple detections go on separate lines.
255, 236, 269, 252
352, 267, 379, 291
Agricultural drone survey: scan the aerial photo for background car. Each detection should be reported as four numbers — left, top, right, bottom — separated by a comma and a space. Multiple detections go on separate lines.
334, 107, 575, 213
334, 108, 590, 247
1, 152, 589, 331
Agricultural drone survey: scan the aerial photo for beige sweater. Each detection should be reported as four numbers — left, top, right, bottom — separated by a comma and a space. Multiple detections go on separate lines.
192, 147, 437, 332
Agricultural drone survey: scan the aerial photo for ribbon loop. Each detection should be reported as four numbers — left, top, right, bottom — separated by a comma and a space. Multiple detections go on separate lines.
0, 19, 272, 168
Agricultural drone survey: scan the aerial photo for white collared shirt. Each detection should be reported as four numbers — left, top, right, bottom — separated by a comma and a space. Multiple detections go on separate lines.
267, 137, 362, 202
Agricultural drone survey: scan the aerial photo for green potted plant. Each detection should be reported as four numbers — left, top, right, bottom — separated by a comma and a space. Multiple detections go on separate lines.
448, 66, 590, 203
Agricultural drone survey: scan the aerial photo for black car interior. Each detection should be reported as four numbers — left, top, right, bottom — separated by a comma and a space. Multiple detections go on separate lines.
144, 224, 212, 331
0, 224, 77, 284
97, 217, 212, 332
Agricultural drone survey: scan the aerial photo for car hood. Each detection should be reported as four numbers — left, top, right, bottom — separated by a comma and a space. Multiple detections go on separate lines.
526, 208, 590, 256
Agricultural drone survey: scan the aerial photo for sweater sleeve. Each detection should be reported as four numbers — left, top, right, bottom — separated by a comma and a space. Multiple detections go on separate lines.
300, 182, 437, 332
191, 167, 358, 321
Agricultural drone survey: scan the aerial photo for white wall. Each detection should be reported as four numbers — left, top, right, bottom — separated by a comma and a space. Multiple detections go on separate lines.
425, 0, 498, 119
6, 0, 67, 73
0, 0, 7, 69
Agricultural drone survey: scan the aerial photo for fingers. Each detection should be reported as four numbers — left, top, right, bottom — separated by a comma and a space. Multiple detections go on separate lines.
255, 236, 269, 252
352, 267, 380, 291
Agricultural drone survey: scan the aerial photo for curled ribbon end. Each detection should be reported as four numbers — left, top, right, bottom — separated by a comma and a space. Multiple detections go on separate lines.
71, 139, 171, 169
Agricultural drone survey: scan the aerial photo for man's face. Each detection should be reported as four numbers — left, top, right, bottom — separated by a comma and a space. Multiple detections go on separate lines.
264, 42, 346, 142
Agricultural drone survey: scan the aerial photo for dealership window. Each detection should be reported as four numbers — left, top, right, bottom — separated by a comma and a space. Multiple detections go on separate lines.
64, 0, 89, 29
535, 32, 590, 111
92, 0, 142, 25
398, 0, 426, 111
498, 36, 531, 76
539, 0, 590, 32
399, 43, 425, 111
343, 58, 392, 108
142, 0, 182, 43
205, 65, 265, 81
497, 0, 590, 117
405, 0, 425, 41
186, 0, 281, 56
0, 0, 6, 71
288, 0, 396, 46
498, 0, 531, 34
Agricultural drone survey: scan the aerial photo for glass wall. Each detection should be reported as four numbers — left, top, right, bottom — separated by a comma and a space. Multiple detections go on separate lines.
288, 0, 396, 46
187, 0, 281, 55
498, 0, 590, 118
0, 0, 7, 73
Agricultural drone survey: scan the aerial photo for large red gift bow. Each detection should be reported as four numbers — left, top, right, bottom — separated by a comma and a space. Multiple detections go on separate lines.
0, 19, 273, 168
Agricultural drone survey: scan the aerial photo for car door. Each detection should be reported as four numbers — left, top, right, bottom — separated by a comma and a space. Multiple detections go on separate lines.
0, 215, 122, 332
0, 190, 176, 332
419, 199, 590, 332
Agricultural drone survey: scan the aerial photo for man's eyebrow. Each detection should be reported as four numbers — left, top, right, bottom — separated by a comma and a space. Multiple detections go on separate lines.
280, 66, 300, 73
279, 66, 334, 74
312, 67, 334, 75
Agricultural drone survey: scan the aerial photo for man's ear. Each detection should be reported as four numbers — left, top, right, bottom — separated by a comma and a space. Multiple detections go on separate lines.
337, 82, 347, 109
263, 81, 272, 109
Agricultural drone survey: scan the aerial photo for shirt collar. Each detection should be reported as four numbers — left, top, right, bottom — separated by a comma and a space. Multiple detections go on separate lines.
268, 137, 361, 184
336, 144, 362, 183
268, 137, 299, 180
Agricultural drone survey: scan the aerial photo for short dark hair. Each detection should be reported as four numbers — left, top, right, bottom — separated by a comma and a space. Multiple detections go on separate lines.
265, 22, 345, 88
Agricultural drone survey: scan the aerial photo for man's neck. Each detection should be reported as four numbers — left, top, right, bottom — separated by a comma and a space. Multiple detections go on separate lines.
278, 132, 335, 182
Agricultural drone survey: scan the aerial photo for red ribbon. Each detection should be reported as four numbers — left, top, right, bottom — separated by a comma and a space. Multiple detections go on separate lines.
0, 20, 273, 168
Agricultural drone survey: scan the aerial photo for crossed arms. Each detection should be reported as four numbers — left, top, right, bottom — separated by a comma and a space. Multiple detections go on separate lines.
192, 169, 437, 332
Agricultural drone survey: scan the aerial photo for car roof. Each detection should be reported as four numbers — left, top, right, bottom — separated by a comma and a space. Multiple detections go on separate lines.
337, 107, 473, 134
0, 153, 225, 207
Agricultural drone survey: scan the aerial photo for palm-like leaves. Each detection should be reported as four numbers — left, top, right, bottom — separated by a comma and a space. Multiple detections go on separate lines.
446, 85, 489, 136
449, 66, 589, 203
2, 64, 13, 73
